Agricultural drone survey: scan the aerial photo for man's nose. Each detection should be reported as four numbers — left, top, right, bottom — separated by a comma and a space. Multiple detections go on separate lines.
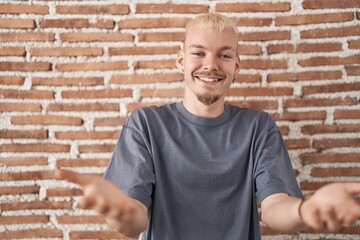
203, 55, 219, 71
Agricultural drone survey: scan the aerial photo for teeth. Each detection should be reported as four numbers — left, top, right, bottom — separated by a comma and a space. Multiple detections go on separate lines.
198, 77, 219, 82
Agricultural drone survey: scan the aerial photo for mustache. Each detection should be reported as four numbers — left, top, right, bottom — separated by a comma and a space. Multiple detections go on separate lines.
193, 71, 226, 78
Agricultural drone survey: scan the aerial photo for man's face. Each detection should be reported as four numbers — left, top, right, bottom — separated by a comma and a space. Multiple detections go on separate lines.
177, 23, 240, 106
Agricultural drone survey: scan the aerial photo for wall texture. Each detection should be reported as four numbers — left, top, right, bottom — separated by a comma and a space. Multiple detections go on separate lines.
0, 0, 359, 239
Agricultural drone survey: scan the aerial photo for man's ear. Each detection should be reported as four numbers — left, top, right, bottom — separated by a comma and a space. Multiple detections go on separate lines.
235, 55, 240, 74
176, 50, 184, 70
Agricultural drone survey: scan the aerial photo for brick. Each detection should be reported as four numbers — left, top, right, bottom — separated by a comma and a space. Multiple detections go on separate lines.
239, 30, 290, 41
267, 70, 342, 82
0, 89, 54, 99
46, 188, 82, 197
284, 139, 310, 149
56, 158, 109, 167
111, 73, 182, 84
11, 115, 83, 126
0, 143, 70, 153
0, 4, 48, 14
62, 89, 132, 99
312, 167, 360, 177
70, 231, 130, 240
119, 17, 189, 29
0, 157, 48, 166
135, 59, 176, 70
334, 109, 360, 119
238, 45, 262, 55
302, 82, 360, 95
235, 74, 262, 83
56, 4, 129, 15
241, 59, 288, 69
1, 200, 72, 211
139, 32, 183, 42
31, 47, 103, 57
0, 62, 51, 71
300, 181, 334, 191
0, 103, 41, 112
298, 55, 360, 67
232, 17, 272, 27
32, 77, 103, 86
0, 129, 47, 139
0, 229, 63, 239
94, 117, 126, 127
227, 100, 278, 110
109, 46, 179, 56
126, 101, 173, 113
41, 19, 114, 29
216, 2, 290, 12
0, 32, 55, 42
78, 144, 115, 153
267, 43, 342, 54
0, 47, 26, 56
61, 32, 133, 42
314, 138, 360, 149
346, 66, 360, 75
48, 103, 119, 112
0, 76, 25, 85
0, 171, 53, 181
300, 152, 360, 164
272, 111, 327, 121
140, 88, 184, 98
55, 131, 120, 140
136, 4, 208, 13
57, 215, 106, 224
276, 12, 353, 26
0, 185, 39, 195
303, 0, 360, 9
302, 123, 360, 134
0, 215, 49, 224
57, 61, 127, 71
0, 18, 35, 28
349, 40, 360, 49
301, 26, 360, 39
284, 97, 355, 108
229, 87, 293, 96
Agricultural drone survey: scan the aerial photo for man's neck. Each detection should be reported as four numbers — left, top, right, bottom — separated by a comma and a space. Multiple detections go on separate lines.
182, 97, 225, 118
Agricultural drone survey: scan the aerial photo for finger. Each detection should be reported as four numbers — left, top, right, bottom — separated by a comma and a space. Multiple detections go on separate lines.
77, 196, 95, 209
307, 209, 326, 231
94, 196, 110, 215
344, 182, 360, 195
54, 168, 90, 186
324, 208, 342, 232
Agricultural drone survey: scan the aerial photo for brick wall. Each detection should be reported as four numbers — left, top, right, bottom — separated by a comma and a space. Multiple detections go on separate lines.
0, 0, 359, 239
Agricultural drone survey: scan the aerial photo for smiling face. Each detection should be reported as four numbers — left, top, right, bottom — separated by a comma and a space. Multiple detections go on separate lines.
177, 21, 240, 107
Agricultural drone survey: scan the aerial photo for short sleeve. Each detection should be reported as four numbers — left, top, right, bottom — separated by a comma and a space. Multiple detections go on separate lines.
254, 115, 302, 203
104, 125, 155, 209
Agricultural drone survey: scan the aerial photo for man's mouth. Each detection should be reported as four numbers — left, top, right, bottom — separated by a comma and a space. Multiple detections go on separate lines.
195, 75, 225, 83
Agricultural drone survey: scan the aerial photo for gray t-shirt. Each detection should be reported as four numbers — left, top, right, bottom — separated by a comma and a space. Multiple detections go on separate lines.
104, 102, 302, 240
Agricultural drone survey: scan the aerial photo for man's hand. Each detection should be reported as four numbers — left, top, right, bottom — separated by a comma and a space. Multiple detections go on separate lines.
54, 168, 148, 238
300, 182, 360, 232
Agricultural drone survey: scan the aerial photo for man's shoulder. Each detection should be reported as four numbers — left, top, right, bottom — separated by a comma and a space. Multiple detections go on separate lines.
125, 103, 176, 126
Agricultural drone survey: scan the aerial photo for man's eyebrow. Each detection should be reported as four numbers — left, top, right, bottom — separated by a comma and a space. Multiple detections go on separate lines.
189, 44, 235, 51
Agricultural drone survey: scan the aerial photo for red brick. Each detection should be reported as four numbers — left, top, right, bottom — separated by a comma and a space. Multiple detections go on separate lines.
232, 17, 272, 27
312, 167, 360, 177
276, 12, 353, 26
216, 2, 290, 12
78, 144, 115, 153
284, 97, 355, 108
11, 115, 83, 126
302, 82, 360, 95
0, 185, 39, 195
57, 215, 106, 224
109, 46, 179, 56
119, 17, 189, 29
300, 152, 360, 164
0, 171, 53, 181
57, 61, 127, 71
135, 59, 176, 70
303, 0, 360, 9
94, 117, 126, 127
0, 76, 25, 85
239, 31, 290, 41
31, 47, 103, 57
227, 100, 278, 110
48, 103, 119, 112
111, 73, 182, 84
235, 74, 262, 83
238, 45, 262, 55
241, 59, 288, 69
0, 47, 26, 56
140, 88, 184, 98
0, 89, 54, 99
334, 109, 360, 119
0, 18, 35, 28
0, 215, 49, 224
300, 181, 334, 191
284, 139, 310, 149
0, 129, 47, 139
302, 123, 360, 134
139, 32, 183, 42
301, 26, 360, 39
267, 42, 342, 54
56, 4, 129, 15
70, 231, 130, 240
313, 138, 360, 149
349, 39, 360, 49
0, 229, 63, 239
0, 62, 51, 71
1, 200, 72, 211
0, 4, 48, 14
46, 188, 82, 197
298, 55, 360, 67
126, 101, 173, 113
56, 158, 109, 168
61, 32, 133, 42
0, 143, 70, 153
0, 103, 41, 112
32, 77, 103, 86
267, 70, 342, 82
55, 131, 119, 140
0, 157, 48, 166
40, 19, 114, 29
62, 89, 132, 99
136, 4, 208, 13
229, 87, 293, 97
346, 66, 360, 75
272, 111, 327, 121
0, 32, 55, 42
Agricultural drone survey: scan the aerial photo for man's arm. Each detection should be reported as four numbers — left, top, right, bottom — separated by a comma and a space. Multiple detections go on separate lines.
261, 182, 360, 233
54, 169, 148, 238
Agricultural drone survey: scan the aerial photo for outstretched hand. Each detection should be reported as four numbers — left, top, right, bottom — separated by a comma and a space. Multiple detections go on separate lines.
300, 182, 360, 232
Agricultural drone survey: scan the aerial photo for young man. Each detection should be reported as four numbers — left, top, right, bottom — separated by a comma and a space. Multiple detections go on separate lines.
55, 13, 360, 239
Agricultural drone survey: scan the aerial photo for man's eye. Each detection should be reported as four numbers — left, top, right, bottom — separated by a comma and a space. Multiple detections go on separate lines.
191, 52, 203, 56
220, 54, 232, 59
